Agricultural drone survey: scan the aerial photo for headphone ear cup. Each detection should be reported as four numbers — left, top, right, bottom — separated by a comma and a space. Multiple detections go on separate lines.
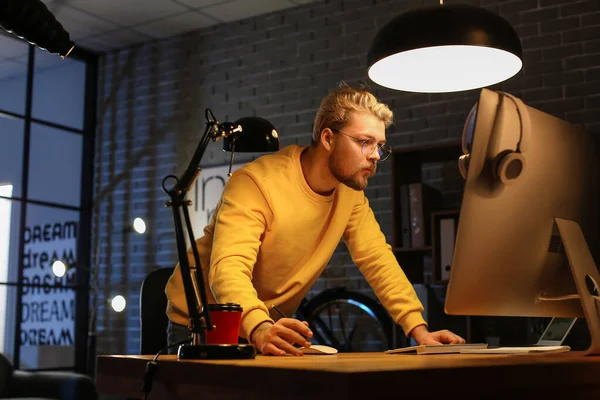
458, 154, 470, 179
495, 151, 525, 185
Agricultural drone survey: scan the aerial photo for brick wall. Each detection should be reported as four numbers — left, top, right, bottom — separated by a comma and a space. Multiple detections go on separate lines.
93, 0, 600, 355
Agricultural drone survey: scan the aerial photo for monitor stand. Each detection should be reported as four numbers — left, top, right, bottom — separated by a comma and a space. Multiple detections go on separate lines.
554, 218, 600, 356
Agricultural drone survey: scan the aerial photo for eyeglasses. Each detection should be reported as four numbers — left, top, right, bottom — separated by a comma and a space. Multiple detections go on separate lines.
331, 128, 392, 161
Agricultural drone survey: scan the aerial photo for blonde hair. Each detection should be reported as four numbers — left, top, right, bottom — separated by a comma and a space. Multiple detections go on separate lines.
312, 82, 393, 145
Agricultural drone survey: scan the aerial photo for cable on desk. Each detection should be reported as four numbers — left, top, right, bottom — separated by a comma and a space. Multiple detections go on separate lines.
142, 338, 190, 400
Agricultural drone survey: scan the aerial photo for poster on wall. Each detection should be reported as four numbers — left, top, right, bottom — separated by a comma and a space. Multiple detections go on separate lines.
188, 163, 243, 240
20, 212, 77, 369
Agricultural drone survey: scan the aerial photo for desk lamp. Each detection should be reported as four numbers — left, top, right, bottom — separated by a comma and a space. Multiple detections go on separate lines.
0, 0, 75, 58
162, 108, 279, 359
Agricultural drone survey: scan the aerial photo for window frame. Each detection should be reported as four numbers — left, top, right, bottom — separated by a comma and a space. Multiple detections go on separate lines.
0, 40, 97, 373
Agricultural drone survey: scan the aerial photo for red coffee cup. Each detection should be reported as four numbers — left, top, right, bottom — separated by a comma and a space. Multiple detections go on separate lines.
204, 303, 243, 345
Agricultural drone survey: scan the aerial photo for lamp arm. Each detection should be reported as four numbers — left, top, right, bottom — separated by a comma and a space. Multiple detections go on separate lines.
162, 118, 220, 345
177, 125, 214, 193
181, 203, 212, 335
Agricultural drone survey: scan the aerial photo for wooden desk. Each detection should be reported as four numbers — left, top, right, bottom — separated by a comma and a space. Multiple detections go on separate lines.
97, 352, 600, 399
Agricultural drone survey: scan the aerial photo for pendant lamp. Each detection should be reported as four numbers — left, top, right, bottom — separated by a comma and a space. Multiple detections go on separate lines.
367, 1, 523, 93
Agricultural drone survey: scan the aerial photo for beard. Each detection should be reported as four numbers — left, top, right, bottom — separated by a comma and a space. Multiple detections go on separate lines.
328, 151, 377, 191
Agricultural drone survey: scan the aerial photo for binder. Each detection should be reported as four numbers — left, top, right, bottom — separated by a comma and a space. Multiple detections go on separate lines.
408, 183, 441, 247
440, 218, 456, 281
399, 184, 411, 247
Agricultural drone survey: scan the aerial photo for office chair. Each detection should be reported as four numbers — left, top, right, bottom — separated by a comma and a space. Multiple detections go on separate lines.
0, 352, 97, 400
139, 267, 175, 355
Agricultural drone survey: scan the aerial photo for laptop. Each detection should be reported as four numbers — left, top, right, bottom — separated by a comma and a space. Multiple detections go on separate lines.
460, 317, 577, 354
536, 317, 578, 346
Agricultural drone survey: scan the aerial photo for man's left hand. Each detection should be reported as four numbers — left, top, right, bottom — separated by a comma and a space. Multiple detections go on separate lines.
410, 325, 465, 345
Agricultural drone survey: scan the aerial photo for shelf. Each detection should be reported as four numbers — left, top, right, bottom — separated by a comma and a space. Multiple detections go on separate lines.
390, 141, 464, 285
392, 139, 462, 155
393, 246, 432, 253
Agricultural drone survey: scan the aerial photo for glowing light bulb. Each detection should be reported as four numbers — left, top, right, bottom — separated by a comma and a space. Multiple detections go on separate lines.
133, 218, 146, 234
52, 260, 66, 277
111, 295, 126, 312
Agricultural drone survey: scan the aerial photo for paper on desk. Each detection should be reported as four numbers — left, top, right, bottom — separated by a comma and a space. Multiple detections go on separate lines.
386, 343, 488, 355
460, 345, 570, 354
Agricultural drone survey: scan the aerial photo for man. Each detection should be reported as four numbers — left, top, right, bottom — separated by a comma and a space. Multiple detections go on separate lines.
165, 83, 465, 355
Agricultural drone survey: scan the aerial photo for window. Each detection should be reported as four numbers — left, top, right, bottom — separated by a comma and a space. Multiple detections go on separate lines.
0, 33, 28, 115
0, 32, 96, 372
20, 204, 79, 369
28, 123, 83, 207
0, 184, 13, 353
32, 49, 86, 130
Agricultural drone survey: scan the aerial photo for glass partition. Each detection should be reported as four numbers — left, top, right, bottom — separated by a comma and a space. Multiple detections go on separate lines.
32, 48, 86, 130
27, 123, 83, 207
0, 36, 95, 371
19, 203, 79, 369
0, 115, 25, 198
0, 285, 18, 362
0, 194, 19, 358
0, 32, 28, 116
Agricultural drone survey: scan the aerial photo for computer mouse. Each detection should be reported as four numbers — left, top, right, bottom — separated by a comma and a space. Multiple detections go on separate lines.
299, 344, 338, 355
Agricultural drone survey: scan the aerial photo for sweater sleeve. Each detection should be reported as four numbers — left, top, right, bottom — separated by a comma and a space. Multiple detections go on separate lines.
207, 171, 274, 339
342, 192, 427, 336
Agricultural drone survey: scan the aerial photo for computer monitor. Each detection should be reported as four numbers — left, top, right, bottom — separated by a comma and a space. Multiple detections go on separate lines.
445, 88, 600, 355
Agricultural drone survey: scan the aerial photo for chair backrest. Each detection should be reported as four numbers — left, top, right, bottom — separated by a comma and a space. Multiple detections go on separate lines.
139, 267, 175, 355
0, 353, 13, 398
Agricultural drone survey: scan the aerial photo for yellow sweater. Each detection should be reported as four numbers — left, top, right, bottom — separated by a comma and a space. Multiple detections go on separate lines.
165, 144, 426, 340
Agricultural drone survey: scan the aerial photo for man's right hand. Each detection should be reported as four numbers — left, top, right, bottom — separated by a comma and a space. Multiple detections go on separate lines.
251, 319, 313, 356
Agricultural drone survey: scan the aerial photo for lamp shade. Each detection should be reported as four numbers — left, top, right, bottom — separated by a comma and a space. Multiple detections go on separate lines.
0, 0, 75, 58
222, 117, 280, 153
367, 4, 523, 93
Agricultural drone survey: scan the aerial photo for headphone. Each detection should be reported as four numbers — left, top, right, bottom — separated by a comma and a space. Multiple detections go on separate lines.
458, 91, 526, 185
